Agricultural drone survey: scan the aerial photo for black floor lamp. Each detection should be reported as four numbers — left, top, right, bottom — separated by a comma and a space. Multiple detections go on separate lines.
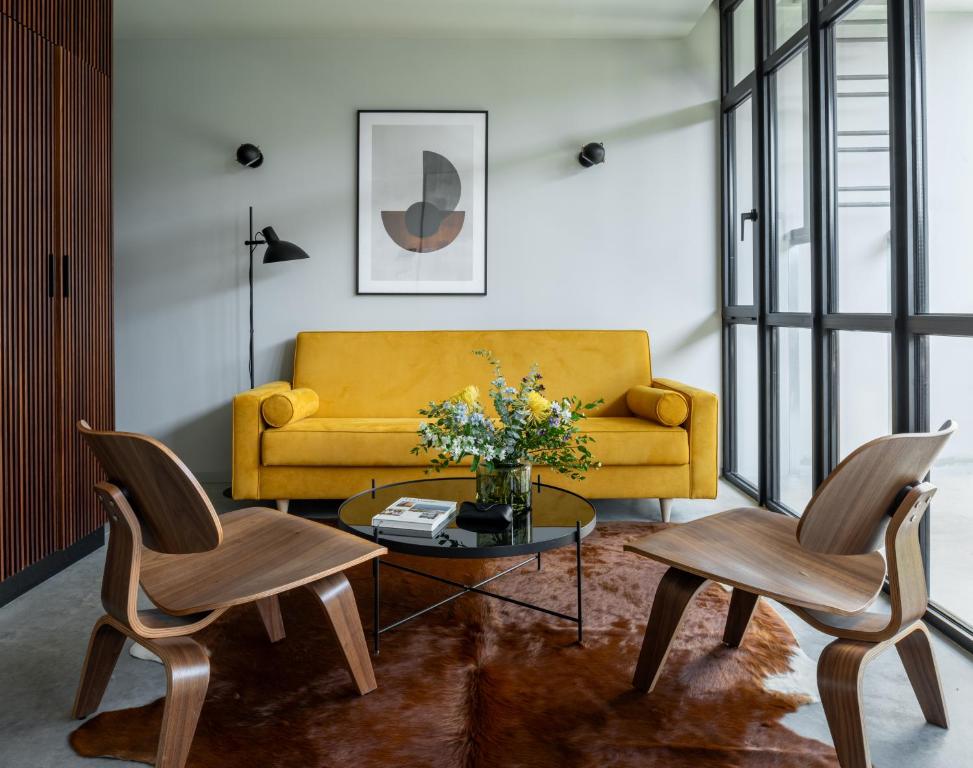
243, 205, 309, 388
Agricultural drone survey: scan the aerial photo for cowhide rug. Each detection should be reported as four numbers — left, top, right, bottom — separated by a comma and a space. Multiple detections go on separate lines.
70, 522, 837, 767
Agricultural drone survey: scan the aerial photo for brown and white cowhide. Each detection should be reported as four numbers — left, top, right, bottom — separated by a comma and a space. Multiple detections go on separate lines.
71, 522, 836, 767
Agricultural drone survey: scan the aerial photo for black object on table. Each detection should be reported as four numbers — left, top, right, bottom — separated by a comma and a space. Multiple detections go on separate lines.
456, 500, 514, 532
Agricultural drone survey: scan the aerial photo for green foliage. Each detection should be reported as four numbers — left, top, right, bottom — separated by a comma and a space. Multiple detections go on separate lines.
411, 350, 602, 479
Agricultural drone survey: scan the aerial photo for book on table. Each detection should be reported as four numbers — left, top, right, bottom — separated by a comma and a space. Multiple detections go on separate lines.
371, 497, 457, 538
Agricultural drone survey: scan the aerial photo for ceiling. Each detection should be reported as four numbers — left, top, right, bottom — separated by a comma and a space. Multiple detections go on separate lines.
114, 0, 715, 40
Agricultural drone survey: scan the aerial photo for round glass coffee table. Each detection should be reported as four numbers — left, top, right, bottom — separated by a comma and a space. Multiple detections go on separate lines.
338, 477, 596, 651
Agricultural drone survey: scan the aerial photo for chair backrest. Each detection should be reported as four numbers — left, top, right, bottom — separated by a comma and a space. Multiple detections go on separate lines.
796, 421, 956, 555
78, 421, 222, 554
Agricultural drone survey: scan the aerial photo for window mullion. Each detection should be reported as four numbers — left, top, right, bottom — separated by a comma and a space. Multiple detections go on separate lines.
755, 0, 773, 506
808, 0, 833, 489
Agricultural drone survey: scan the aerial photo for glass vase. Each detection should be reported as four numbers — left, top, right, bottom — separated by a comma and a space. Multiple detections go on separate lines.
475, 461, 532, 517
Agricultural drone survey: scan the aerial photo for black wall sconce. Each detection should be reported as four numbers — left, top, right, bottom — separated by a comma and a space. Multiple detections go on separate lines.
236, 142, 264, 168
578, 142, 605, 167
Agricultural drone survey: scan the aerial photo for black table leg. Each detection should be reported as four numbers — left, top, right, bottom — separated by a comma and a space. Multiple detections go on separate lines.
576, 521, 583, 644
366, 525, 588, 648
372, 526, 380, 654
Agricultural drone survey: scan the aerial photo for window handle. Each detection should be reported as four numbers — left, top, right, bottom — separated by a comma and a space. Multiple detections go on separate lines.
740, 209, 758, 241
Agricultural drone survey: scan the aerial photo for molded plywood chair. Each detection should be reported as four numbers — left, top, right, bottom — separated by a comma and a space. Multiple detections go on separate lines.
72, 421, 386, 768
624, 422, 956, 768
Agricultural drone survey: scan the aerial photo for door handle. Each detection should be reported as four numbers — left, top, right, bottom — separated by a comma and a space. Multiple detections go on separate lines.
62, 254, 70, 298
48, 254, 55, 298
740, 209, 758, 241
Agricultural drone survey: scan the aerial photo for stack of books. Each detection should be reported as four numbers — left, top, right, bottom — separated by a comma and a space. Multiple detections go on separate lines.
371, 497, 457, 538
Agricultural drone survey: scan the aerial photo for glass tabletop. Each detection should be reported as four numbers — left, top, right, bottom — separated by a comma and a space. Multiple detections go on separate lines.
338, 477, 597, 558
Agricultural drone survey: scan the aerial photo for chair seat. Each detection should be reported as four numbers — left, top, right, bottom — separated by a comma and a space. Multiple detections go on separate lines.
140, 508, 384, 616
261, 416, 689, 467
624, 507, 887, 616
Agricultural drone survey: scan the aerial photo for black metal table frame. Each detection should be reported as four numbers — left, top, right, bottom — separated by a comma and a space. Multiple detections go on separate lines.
370, 520, 584, 653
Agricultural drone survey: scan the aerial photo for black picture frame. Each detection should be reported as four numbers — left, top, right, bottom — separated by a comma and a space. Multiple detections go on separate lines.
356, 109, 488, 296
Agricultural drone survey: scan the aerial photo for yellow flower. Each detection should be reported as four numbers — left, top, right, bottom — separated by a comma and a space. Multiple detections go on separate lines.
526, 391, 551, 422
450, 385, 479, 410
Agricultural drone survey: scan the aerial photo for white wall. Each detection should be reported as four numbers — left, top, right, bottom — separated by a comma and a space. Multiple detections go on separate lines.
113, 8, 721, 481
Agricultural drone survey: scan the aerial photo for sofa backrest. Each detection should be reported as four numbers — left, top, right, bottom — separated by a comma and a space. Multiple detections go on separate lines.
292, 330, 652, 418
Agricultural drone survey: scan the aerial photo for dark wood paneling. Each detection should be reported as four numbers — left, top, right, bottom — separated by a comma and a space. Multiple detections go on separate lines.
0, 13, 59, 580
0, 2, 112, 587
1, 0, 112, 76
59, 49, 113, 550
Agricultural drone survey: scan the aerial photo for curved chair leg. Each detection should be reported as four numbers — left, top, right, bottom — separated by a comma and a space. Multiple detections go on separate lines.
659, 499, 673, 524
73, 616, 126, 718
306, 573, 377, 695
818, 638, 875, 768
633, 568, 708, 692
255, 595, 286, 643
722, 588, 759, 648
896, 623, 949, 728
153, 636, 210, 768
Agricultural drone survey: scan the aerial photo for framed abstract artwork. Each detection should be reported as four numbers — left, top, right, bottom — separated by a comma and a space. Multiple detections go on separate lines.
357, 110, 488, 295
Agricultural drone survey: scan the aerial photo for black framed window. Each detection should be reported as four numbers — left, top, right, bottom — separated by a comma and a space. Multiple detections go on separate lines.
720, 0, 973, 651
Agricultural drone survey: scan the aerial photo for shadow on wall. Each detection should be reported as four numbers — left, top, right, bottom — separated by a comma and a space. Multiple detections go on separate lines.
662, 313, 721, 355
267, 336, 297, 384
155, 336, 297, 482
160, 403, 233, 483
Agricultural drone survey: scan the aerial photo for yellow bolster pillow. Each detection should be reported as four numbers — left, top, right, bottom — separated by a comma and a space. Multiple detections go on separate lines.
261, 388, 319, 427
626, 385, 689, 427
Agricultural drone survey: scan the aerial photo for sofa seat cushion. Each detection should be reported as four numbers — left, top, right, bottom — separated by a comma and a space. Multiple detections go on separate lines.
262, 416, 688, 468
578, 417, 688, 466
263, 418, 429, 467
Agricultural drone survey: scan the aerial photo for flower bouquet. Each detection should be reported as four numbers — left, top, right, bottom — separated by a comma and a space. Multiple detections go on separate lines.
411, 350, 601, 515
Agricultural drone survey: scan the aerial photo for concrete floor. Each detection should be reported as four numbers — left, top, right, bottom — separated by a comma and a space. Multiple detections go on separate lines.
0, 481, 970, 767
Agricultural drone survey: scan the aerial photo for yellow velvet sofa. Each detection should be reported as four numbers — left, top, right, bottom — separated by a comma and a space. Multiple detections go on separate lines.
232, 330, 718, 521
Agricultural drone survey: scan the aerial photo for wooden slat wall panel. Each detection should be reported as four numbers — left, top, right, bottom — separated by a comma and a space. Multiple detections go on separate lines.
59, 49, 113, 549
0, 14, 59, 580
0, 2, 111, 585
1, 0, 112, 76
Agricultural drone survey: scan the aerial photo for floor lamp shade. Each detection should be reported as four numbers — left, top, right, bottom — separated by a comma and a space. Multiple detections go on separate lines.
259, 226, 310, 263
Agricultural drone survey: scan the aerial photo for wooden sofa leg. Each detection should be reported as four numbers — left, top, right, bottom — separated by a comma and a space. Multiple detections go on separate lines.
73, 616, 126, 718
896, 623, 949, 728
817, 638, 874, 768
154, 636, 210, 768
306, 573, 377, 695
255, 595, 286, 643
633, 567, 708, 692
276, 499, 290, 514
659, 499, 673, 523
722, 588, 759, 648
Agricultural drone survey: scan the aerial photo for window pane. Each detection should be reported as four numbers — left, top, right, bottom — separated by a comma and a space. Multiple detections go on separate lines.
924, 9, 973, 312
775, 0, 808, 49
733, 0, 755, 86
837, 331, 891, 459
928, 336, 973, 624
731, 98, 755, 305
776, 327, 813, 512
833, 3, 891, 313
773, 50, 811, 312
733, 324, 760, 486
